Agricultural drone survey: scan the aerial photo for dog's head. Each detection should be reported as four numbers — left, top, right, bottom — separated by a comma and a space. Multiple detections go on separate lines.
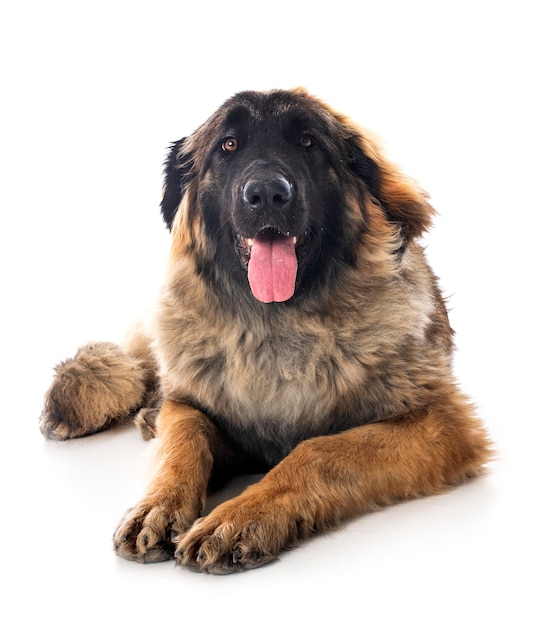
161, 89, 434, 304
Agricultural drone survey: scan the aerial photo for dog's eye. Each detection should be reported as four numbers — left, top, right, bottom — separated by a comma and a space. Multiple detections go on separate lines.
222, 137, 239, 152
298, 135, 314, 149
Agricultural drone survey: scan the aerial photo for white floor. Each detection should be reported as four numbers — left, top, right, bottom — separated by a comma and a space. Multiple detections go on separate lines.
2, 2, 555, 625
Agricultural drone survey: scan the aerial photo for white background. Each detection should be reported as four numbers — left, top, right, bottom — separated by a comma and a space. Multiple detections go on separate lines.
1, 1, 554, 624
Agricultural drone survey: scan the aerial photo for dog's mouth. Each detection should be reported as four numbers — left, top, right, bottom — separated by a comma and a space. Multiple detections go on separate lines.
236, 228, 301, 303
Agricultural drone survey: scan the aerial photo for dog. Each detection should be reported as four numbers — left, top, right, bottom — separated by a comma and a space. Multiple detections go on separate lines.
40, 88, 492, 573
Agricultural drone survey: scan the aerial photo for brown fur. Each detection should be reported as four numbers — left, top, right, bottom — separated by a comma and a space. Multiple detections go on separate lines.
40, 342, 148, 440
40, 89, 492, 573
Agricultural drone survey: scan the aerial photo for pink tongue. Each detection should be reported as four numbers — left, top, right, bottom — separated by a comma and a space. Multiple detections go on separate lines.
247, 234, 298, 303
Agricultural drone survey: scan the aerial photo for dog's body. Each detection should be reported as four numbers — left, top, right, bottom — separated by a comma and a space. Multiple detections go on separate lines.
40, 89, 491, 573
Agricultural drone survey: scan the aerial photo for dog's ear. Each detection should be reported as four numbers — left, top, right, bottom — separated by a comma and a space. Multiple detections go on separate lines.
346, 135, 434, 239
160, 138, 193, 230
346, 136, 382, 198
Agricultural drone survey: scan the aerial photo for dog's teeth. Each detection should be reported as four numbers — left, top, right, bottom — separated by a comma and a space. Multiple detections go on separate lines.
247, 238, 254, 247
293, 237, 297, 245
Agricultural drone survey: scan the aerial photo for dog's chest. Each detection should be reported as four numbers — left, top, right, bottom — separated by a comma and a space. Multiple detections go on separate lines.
156, 271, 438, 460
160, 310, 371, 429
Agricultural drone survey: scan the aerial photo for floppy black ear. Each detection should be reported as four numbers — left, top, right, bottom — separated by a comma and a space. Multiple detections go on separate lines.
160, 138, 192, 230
345, 135, 434, 239
345, 137, 382, 199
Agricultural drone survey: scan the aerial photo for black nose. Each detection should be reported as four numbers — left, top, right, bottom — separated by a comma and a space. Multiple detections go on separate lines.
242, 176, 293, 210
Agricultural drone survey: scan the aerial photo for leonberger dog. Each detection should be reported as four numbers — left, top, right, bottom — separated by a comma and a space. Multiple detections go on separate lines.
40, 88, 492, 573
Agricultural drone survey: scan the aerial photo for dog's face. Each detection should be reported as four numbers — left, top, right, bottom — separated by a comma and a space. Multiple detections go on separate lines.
161, 89, 433, 304
209, 98, 346, 304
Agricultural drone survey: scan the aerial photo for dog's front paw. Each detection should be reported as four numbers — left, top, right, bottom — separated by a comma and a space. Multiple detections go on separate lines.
113, 498, 197, 564
174, 496, 291, 574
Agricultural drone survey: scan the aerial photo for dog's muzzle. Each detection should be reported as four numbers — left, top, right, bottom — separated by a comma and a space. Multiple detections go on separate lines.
236, 173, 300, 304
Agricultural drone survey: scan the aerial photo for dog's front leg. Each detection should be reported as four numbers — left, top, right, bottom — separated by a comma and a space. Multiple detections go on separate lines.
113, 400, 227, 563
176, 397, 491, 573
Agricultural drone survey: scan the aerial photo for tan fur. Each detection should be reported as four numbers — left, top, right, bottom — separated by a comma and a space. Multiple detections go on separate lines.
176, 393, 490, 573
40, 342, 148, 440
40, 89, 492, 573
115, 401, 233, 562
